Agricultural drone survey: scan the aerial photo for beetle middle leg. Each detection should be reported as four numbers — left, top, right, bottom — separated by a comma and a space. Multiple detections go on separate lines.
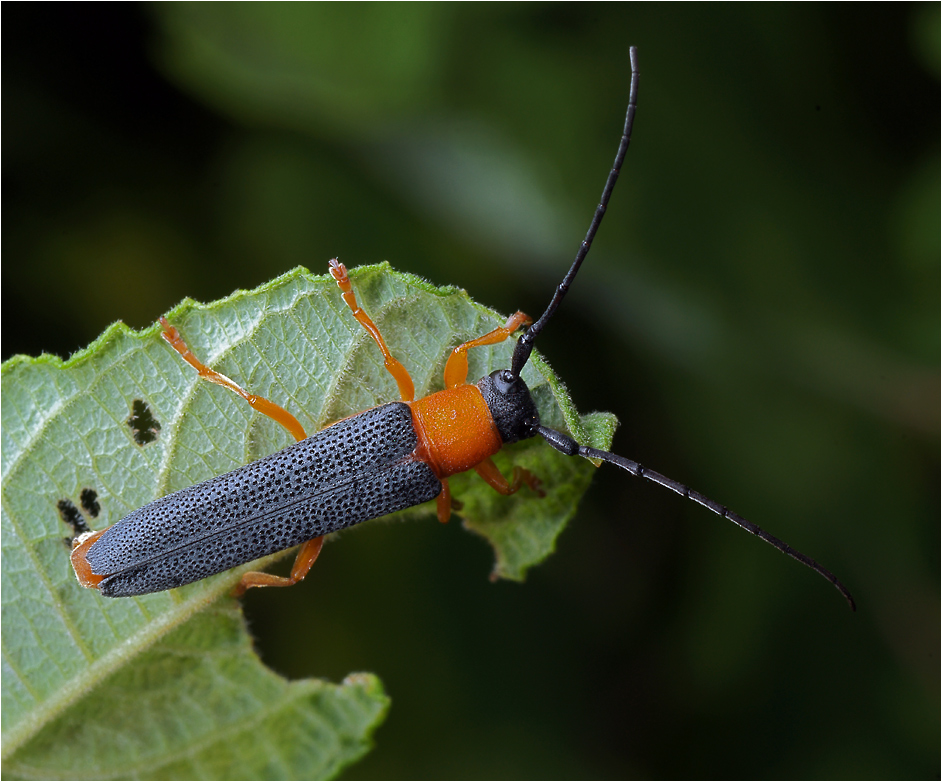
329, 258, 416, 403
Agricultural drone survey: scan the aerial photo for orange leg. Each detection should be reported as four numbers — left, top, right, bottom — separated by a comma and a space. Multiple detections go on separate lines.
431, 481, 468, 523
443, 311, 531, 389
474, 457, 545, 497
435, 479, 453, 523
329, 259, 415, 403
159, 317, 308, 443
233, 536, 325, 597
161, 317, 324, 596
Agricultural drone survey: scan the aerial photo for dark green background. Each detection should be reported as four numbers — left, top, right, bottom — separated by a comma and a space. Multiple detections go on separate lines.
5, 4, 939, 778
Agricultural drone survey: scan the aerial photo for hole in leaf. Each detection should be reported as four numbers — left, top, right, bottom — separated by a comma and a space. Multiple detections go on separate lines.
80, 487, 101, 518
57, 498, 90, 537
127, 398, 161, 445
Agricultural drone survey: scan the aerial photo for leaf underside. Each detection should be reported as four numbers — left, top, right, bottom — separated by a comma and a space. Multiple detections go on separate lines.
1, 264, 616, 778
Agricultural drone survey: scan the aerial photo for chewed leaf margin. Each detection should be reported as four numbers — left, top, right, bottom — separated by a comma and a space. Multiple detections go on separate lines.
0, 263, 616, 777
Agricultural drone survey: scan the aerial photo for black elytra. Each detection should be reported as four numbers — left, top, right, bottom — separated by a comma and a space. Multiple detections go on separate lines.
87, 404, 440, 596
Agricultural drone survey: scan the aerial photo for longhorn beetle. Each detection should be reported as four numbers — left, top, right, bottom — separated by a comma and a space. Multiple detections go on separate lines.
70, 48, 855, 610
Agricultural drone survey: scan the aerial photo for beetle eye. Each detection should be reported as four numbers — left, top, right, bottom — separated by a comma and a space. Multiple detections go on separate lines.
495, 369, 515, 395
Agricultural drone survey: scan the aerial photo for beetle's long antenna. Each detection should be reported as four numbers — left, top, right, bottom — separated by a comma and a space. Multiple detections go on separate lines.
511, 46, 640, 378
533, 423, 857, 611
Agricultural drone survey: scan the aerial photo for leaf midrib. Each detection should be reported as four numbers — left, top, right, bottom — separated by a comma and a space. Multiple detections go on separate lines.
1, 577, 238, 760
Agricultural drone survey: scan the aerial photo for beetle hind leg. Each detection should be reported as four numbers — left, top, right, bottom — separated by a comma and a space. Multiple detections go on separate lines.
159, 317, 308, 443
233, 536, 325, 597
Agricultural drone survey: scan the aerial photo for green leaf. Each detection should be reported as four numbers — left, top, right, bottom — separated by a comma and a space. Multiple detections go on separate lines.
1, 264, 615, 778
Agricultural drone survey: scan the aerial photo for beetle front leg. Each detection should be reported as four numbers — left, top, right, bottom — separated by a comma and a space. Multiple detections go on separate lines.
442, 311, 531, 389
474, 457, 544, 497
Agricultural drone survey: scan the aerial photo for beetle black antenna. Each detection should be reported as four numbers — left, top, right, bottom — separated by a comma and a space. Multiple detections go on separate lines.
511, 46, 640, 378
532, 423, 856, 611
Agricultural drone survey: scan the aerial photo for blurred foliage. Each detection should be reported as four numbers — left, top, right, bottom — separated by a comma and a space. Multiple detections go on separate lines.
4, 3, 939, 779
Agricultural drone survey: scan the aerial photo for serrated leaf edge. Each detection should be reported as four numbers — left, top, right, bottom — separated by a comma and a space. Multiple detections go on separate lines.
1, 262, 616, 761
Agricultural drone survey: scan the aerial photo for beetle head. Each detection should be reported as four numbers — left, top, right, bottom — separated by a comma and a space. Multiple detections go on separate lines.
476, 369, 539, 445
